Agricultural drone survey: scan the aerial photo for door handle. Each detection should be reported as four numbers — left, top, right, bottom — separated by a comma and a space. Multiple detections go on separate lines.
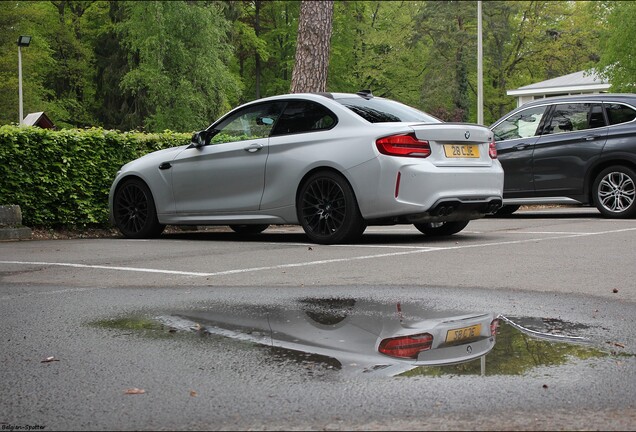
513, 143, 530, 150
585, 135, 600, 141
244, 143, 264, 153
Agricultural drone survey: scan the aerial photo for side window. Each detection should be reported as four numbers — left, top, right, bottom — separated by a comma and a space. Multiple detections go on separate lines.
492, 106, 546, 141
605, 103, 636, 125
271, 100, 337, 136
209, 102, 285, 144
542, 103, 592, 135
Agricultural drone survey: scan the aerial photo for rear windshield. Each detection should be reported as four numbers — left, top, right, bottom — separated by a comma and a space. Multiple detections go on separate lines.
337, 97, 441, 124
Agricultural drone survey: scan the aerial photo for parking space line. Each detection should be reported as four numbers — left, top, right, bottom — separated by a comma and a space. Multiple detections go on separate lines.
1, 226, 635, 279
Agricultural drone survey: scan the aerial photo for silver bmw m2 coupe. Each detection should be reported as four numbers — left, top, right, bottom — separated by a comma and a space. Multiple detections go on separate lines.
109, 91, 503, 244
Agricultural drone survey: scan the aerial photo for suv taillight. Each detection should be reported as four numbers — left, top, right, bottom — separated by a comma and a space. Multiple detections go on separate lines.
489, 139, 497, 159
376, 133, 431, 158
378, 333, 433, 359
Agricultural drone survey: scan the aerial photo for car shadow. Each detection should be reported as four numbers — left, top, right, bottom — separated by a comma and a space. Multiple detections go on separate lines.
157, 229, 483, 246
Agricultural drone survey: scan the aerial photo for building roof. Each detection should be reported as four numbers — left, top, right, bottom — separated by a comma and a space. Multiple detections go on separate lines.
22, 112, 55, 129
507, 70, 610, 97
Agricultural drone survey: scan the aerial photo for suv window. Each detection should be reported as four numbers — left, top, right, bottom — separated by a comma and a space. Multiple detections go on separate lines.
542, 103, 604, 135
271, 100, 337, 136
492, 105, 547, 141
605, 103, 636, 125
337, 98, 440, 123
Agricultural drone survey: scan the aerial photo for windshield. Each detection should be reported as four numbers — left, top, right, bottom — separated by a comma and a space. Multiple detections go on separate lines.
337, 97, 441, 124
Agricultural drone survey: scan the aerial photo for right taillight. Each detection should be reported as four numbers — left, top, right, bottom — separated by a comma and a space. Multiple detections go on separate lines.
378, 333, 433, 359
376, 133, 431, 158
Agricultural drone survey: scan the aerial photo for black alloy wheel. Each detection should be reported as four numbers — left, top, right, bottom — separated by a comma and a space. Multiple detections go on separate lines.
414, 220, 470, 236
297, 171, 366, 244
593, 165, 636, 218
229, 224, 270, 234
113, 179, 165, 238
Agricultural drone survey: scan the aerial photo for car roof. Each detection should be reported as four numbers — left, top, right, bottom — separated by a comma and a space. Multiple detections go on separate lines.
517, 93, 636, 107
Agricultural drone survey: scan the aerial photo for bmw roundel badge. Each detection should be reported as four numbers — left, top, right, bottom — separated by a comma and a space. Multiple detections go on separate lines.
465, 131, 471, 140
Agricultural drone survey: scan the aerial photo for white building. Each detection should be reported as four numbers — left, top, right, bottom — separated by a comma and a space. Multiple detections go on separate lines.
507, 70, 611, 107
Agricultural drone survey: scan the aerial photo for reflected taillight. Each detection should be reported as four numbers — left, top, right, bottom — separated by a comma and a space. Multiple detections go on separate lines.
378, 333, 433, 359
376, 133, 431, 158
490, 319, 500, 337
489, 139, 498, 159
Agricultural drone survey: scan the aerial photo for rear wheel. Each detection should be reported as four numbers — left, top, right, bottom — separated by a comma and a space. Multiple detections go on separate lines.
494, 204, 520, 216
229, 224, 269, 234
414, 221, 469, 236
113, 179, 165, 238
592, 166, 636, 218
297, 171, 366, 244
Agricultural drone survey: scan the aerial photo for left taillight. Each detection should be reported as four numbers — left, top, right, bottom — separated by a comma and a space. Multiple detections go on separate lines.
489, 139, 498, 159
376, 133, 431, 158
378, 333, 433, 359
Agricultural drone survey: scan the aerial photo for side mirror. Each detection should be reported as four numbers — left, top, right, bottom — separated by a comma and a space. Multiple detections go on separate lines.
191, 131, 206, 148
256, 117, 274, 126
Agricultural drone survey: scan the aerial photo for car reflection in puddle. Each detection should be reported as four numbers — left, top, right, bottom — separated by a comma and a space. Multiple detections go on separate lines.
156, 298, 498, 377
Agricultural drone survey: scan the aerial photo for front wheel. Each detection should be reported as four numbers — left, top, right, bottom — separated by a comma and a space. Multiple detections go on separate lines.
414, 221, 469, 236
113, 179, 165, 238
297, 171, 366, 244
592, 166, 636, 218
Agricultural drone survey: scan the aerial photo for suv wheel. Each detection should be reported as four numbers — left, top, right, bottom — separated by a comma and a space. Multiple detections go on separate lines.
592, 166, 636, 218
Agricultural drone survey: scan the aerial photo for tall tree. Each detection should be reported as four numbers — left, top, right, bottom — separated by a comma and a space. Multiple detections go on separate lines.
117, 1, 241, 132
595, 1, 636, 91
290, 0, 334, 93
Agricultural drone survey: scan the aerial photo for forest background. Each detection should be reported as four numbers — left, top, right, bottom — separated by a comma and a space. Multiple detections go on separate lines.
1, 0, 635, 132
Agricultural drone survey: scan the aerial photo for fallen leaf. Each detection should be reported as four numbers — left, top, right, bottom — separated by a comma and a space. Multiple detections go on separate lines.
41, 356, 59, 363
542, 384, 548, 389
124, 388, 145, 395
612, 288, 618, 293
190, 390, 198, 397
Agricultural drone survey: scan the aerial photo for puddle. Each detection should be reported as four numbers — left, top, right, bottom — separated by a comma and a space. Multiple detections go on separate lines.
91, 297, 623, 377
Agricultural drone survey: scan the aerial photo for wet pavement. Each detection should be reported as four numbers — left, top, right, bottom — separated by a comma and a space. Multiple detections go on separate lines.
1, 208, 636, 430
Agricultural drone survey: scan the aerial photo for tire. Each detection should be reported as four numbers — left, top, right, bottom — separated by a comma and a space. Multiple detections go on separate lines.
592, 166, 636, 219
229, 224, 269, 234
297, 171, 366, 244
494, 204, 520, 216
414, 220, 470, 236
113, 179, 165, 238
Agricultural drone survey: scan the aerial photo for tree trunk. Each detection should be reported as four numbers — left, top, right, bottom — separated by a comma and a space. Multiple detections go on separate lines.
290, 0, 334, 93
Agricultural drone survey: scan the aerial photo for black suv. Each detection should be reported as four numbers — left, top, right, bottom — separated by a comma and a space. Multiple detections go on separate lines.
490, 94, 636, 218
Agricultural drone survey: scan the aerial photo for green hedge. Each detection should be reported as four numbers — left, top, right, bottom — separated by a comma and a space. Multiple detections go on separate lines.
0, 125, 192, 227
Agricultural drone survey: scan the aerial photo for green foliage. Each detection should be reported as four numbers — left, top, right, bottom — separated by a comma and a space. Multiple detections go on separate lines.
595, 1, 636, 92
117, 1, 242, 132
0, 125, 190, 227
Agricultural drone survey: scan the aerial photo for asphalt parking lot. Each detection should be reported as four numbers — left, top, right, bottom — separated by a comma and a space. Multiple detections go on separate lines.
1, 206, 636, 431
1, 206, 635, 301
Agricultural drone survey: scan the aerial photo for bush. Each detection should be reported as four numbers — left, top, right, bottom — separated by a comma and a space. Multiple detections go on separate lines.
0, 126, 191, 227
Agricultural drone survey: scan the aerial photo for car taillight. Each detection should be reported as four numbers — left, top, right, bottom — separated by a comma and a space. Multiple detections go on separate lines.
378, 333, 433, 359
489, 139, 497, 159
376, 133, 431, 158
490, 318, 500, 337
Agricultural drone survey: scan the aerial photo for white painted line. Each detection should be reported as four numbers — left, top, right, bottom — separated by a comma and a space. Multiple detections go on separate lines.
0, 260, 211, 277
1, 227, 635, 279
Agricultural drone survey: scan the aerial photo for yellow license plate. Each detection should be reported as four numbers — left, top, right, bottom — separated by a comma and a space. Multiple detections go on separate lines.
443, 144, 480, 158
445, 324, 482, 343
